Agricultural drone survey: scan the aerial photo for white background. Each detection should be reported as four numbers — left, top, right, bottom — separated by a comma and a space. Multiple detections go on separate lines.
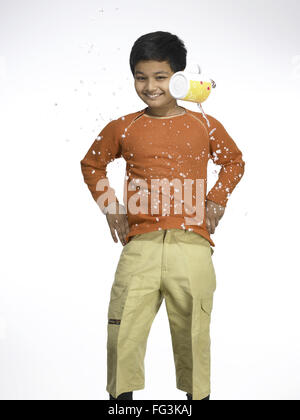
0, 0, 299, 400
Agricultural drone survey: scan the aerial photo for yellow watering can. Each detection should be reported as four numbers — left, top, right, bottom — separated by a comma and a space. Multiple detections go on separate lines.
169, 64, 216, 104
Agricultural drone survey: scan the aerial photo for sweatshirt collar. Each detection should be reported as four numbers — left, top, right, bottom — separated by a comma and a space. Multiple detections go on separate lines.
142, 107, 187, 119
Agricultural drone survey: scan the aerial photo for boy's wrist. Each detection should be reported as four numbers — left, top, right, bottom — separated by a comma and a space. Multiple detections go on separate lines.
103, 202, 126, 215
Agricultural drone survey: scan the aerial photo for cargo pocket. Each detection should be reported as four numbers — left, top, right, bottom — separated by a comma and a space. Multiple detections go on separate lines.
201, 297, 213, 316
199, 296, 214, 336
108, 283, 128, 325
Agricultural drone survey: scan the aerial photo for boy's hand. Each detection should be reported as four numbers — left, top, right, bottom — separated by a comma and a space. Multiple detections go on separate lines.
205, 199, 225, 234
106, 203, 130, 246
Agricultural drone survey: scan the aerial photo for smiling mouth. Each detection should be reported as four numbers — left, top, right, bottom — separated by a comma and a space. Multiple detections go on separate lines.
145, 93, 163, 100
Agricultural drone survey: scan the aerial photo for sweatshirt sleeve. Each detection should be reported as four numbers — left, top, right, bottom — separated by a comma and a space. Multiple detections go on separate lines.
80, 119, 122, 214
205, 115, 245, 207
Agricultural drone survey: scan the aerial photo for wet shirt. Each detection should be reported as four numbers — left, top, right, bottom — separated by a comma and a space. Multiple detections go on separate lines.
80, 107, 245, 247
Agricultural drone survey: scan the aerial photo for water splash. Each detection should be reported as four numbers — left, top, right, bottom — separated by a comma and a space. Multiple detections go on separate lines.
197, 103, 210, 128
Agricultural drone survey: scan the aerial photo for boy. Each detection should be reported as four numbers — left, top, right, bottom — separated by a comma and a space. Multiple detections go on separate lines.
80, 31, 245, 400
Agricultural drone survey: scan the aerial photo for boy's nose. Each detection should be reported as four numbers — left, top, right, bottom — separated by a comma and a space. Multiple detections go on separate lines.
145, 81, 157, 92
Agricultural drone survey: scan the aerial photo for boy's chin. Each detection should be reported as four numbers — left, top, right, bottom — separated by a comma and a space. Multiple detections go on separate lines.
140, 95, 168, 106
144, 99, 168, 107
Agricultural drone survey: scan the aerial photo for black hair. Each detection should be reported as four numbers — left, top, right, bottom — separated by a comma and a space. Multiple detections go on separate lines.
129, 31, 187, 76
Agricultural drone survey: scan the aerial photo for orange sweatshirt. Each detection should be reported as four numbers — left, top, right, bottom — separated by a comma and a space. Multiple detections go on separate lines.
80, 107, 245, 247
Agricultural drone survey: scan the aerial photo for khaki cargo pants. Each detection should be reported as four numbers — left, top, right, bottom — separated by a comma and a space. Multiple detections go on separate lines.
106, 228, 216, 400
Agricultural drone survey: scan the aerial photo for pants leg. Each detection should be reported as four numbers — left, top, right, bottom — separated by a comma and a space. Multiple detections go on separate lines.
162, 229, 216, 400
106, 233, 164, 399
187, 392, 210, 400
109, 391, 133, 400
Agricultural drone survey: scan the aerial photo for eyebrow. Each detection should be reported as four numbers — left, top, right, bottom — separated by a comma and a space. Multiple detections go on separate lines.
135, 71, 169, 75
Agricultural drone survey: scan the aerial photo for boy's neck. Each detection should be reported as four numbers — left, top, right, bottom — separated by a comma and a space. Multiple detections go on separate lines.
145, 105, 185, 118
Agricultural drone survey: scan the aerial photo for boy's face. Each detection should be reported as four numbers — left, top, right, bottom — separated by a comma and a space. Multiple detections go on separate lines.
134, 60, 178, 111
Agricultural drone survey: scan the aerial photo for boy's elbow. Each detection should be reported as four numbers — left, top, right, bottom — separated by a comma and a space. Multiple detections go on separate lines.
80, 159, 85, 174
239, 158, 246, 178
241, 157, 246, 171
80, 157, 91, 171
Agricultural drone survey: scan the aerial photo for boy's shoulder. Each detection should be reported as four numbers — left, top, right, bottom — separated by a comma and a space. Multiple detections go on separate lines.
114, 108, 146, 125
103, 109, 146, 133
99, 109, 146, 136
186, 108, 216, 123
184, 108, 216, 134
186, 108, 225, 133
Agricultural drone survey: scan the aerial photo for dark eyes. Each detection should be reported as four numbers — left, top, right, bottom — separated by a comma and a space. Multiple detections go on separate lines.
136, 77, 166, 81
